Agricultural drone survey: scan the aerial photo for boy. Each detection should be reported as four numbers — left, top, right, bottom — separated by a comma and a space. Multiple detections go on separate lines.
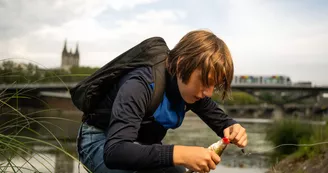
76, 29, 247, 173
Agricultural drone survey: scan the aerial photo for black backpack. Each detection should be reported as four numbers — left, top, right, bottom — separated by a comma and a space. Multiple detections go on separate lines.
69, 37, 169, 119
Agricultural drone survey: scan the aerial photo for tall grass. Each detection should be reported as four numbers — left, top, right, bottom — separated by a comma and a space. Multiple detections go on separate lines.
266, 118, 328, 163
0, 60, 91, 172
296, 118, 328, 159
0, 97, 87, 172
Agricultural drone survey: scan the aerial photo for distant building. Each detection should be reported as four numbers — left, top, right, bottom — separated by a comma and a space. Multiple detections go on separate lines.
61, 40, 79, 70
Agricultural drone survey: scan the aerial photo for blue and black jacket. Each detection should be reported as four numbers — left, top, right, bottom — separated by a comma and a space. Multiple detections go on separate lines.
85, 66, 237, 170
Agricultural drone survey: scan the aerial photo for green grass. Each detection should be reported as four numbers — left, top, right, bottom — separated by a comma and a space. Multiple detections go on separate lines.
266, 118, 328, 163
295, 118, 328, 159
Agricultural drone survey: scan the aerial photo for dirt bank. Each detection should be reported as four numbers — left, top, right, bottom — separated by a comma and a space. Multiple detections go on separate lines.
266, 150, 328, 173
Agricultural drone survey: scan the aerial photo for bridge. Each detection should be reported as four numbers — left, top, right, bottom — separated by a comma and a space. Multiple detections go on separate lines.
2, 82, 328, 103
1, 83, 328, 118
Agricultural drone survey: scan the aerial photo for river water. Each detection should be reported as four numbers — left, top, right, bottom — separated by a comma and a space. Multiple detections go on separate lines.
163, 113, 272, 173
1, 111, 274, 173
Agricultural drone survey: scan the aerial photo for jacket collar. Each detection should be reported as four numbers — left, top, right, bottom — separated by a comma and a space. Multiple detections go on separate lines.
165, 70, 184, 108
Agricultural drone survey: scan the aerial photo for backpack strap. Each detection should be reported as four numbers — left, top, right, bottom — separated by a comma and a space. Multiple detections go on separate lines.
146, 59, 166, 117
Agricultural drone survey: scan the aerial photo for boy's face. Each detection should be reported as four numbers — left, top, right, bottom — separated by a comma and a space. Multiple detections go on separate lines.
177, 68, 215, 104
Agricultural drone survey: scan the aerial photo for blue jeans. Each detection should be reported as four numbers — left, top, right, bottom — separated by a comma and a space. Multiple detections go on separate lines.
77, 122, 186, 173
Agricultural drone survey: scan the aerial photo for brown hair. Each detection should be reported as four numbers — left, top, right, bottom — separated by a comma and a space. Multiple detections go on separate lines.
167, 29, 234, 100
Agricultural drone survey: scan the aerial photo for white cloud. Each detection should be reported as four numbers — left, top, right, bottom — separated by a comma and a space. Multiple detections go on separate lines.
106, 0, 159, 11
112, 9, 190, 45
80, 9, 191, 66
37, 18, 116, 42
54, 0, 160, 16
135, 10, 187, 21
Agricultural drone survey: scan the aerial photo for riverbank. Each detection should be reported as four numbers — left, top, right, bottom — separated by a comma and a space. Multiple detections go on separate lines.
266, 149, 328, 173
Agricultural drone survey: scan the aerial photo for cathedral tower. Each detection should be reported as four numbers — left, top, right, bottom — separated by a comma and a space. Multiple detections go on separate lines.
61, 40, 79, 70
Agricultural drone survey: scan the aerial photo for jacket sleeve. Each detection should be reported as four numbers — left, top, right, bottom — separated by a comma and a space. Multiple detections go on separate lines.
189, 97, 237, 138
103, 76, 174, 170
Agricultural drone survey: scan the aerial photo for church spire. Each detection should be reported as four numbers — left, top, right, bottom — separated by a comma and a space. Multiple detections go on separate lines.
75, 42, 79, 56
62, 39, 68, 55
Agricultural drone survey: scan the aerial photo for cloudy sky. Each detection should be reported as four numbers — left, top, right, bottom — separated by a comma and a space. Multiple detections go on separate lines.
0, 0, 327, 85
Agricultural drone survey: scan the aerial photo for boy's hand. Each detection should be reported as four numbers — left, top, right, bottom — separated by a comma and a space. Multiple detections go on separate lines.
173, 145, 220, 173
223, 124, 247, 148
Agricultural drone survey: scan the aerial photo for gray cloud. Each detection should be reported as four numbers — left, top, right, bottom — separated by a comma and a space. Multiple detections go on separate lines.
0, 0, 82, 40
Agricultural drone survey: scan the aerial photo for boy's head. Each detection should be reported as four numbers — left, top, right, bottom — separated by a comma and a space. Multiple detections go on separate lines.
167, 29, 234, 104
